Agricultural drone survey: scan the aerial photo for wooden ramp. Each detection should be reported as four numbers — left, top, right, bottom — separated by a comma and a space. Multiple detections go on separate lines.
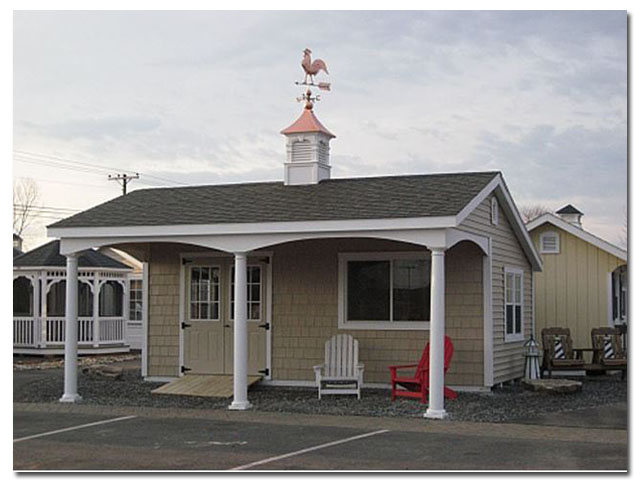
151, 375, 262, 398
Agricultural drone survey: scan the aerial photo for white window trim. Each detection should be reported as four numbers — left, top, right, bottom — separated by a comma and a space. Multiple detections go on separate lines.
228, 264, 263, 322
504, 266, 524, 342
490, 197, 499, 226
539, 230, 560, 254
129, 277, 144, 323
188, 264, 221, 322
338, 251, 431, 331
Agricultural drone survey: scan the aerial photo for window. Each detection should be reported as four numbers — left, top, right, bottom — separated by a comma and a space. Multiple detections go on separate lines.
612, 266, 627, 324
99, 281, 123, 317
45, 280, 93, 317
540, 231, 560, 254
13, 277, 33, 316
189, 266, 220, 321
504, 267, 524, 341
491, 197, 499, 225
78, 282, 93, 317
129, 278, 143, 321
339, 253, 431, 330
230, 266, 262, 321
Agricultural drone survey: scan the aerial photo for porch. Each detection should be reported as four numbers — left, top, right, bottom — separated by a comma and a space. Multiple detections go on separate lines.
48, 223, 492, 418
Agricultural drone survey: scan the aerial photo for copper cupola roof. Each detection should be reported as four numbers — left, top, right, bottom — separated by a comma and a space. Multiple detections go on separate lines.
280, 105, 335, 138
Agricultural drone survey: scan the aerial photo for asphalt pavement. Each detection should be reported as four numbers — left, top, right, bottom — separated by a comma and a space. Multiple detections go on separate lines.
13, 402, 628, 471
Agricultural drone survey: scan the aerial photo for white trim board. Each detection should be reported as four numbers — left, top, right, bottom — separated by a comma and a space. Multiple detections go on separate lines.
49, 216, 458, 239
527, 213, 627, 261
455, 174, 543, 272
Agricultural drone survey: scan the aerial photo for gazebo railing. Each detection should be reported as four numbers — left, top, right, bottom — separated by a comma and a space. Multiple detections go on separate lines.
14, 316, 126, 348
13, 317, 40, 347
99, 317, 126, 344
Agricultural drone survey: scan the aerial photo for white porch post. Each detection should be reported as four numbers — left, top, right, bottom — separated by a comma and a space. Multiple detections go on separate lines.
32, 273, 41, 347
425, 247, 446, 419
60, 254, 81, 403
93, 274, 100, 348
40, 272, 47, 348
229, 252, 251, 410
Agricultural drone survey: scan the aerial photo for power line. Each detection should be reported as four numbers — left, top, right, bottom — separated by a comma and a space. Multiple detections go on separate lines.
14, 204, 79, 213
14, 149, 189, 186
13, 176, 117, 191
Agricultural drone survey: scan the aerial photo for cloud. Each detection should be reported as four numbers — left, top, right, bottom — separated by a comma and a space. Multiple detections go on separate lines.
13, 11, 627, 245
23, 116, 162, 141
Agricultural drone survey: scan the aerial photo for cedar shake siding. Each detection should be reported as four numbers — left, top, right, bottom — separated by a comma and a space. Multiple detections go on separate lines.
145, 239, 486, 386
268, 238, 485, 386
460, 194, 534, 385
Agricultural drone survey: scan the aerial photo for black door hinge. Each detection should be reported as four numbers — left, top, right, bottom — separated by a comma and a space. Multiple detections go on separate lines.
181, 366, 192, 373
181, 322, 192, 329
182, 258, 192, 265
258, 368, 269, 376
258, 323, 270, 331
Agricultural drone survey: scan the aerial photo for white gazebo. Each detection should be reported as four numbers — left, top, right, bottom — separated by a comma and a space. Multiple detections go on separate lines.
13, 240, 132, 355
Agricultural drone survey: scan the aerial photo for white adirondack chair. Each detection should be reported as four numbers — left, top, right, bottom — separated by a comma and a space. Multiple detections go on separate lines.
313, 334, 364, 399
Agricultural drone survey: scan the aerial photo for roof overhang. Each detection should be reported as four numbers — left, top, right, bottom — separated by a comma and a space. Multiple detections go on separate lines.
527, 213, 627, 262
48, 173, 540, 271
455, 174, 544, 271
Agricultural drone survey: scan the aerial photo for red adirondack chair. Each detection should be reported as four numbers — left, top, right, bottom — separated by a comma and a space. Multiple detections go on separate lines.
389, 336, 458, 404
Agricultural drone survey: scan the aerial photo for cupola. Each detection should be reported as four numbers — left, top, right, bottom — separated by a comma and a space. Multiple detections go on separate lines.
556, 204, 584, 228
281, 91, 335, 185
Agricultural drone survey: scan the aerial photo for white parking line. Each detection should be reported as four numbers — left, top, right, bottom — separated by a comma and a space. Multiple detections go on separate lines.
14, 415, 137, 443
229, 429, 390, 471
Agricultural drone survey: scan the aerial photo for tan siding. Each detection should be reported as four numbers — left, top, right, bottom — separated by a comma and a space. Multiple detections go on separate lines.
146, 239, 485, 386
530, 224, 626, 349
271, 238, 485, 386
460, 194, 534, 385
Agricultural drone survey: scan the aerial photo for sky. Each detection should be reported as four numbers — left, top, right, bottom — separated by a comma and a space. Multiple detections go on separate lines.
13, 10, 628, 251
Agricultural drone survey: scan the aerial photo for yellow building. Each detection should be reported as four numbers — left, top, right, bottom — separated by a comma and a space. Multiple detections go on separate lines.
527, 205, 627, 350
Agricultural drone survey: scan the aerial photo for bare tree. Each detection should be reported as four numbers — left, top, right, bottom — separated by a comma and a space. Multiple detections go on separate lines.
519, 204, 552, 223
13, 178, 40, 237
619, 205, 627, 248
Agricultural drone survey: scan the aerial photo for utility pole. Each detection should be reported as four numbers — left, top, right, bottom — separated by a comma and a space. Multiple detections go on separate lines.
108, 173, 140, 196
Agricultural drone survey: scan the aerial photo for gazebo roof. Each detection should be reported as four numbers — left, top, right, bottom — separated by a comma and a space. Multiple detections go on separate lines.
13, 240, 131, 269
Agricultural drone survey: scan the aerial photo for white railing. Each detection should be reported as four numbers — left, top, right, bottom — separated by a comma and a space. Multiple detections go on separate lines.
46, 317, 66, 344
13, 317, 40, 347
99, 317, 125, 344
78, 318, 94, 343
14, 316, 126, 348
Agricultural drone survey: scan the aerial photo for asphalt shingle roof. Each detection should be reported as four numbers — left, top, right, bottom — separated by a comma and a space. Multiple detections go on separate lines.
13, 240, 131, 269
49, 172, 499, 229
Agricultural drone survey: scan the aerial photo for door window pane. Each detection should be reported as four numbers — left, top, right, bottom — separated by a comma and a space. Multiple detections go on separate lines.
230, 265, 262, 321
190, 266, 220, 321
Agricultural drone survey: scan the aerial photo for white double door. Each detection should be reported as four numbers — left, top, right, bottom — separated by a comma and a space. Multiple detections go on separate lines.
183, 256, 268, 376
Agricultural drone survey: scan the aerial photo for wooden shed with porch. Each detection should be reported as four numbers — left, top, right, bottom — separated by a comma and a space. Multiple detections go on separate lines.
46, 100, 542, 418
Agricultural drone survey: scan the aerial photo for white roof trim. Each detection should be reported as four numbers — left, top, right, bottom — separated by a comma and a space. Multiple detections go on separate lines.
455, 174, 543, 271
526, 213, 627, 262
48, 215, 458, 239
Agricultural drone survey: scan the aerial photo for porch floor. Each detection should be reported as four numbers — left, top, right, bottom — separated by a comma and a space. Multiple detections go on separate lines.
151, 374, 262, 398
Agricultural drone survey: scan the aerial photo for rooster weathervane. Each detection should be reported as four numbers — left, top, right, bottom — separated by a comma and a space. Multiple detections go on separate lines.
295, 48, 331, 109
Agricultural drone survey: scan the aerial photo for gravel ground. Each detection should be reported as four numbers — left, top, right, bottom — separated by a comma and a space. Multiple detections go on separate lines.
13, 364, 627, 422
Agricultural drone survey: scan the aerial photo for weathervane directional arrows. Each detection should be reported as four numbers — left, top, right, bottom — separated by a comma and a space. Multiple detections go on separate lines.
294, 48, 331, 109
